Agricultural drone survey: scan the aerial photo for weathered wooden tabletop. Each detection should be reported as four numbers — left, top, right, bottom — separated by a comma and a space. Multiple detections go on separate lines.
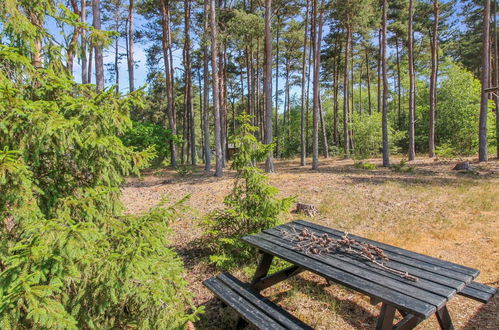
242, 220, 480, 328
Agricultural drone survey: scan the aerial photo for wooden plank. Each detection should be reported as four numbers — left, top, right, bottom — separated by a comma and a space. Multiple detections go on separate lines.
278, 223, 465, 291
203, 277, 287, 330
252, 265, 306, 291
458, 285, 496, 303
295, 220, 479, 278
290, 222, 474, 284
218, 273, 313, 330
260, 230, 449, 309
265, 227, 457, 300
242, 235, 436, 318
466, 281, 497, 295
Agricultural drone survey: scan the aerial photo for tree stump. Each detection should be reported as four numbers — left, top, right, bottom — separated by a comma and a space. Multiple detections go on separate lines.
295, 203, 318, 217
453, 162, 472, 171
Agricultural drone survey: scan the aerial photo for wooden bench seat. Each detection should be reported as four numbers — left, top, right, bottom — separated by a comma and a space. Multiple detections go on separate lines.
203, 273, 312, 330
458, 281, 497, 303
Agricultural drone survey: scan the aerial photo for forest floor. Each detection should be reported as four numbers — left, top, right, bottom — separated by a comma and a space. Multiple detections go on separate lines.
121, 156, 499, 330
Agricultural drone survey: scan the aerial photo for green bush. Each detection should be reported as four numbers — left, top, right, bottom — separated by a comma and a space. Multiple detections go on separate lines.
121, 120, 174, 165
0, 47, 201, 329
435, 143, 456, 159
201, 115, 294, 269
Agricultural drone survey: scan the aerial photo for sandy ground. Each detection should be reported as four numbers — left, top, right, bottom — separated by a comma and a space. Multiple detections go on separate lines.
121, 156, 499, 329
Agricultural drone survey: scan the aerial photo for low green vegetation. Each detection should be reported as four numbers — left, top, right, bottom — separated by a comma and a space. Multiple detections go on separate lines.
354, 161, 377, 170
0, 47, 201, 329
201, 115, 294, 269
390, 160, 415, 173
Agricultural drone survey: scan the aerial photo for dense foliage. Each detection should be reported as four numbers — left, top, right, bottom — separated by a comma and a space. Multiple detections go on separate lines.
0, 47, 201, 329
201, 115, 294, 269
121, 120, 174, 165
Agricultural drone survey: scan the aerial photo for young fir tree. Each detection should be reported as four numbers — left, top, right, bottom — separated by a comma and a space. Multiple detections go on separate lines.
0, 44, 202, 328
202, 115, 294, 269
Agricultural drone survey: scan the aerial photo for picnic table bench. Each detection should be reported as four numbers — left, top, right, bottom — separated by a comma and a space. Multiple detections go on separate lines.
204, 220, 497, 329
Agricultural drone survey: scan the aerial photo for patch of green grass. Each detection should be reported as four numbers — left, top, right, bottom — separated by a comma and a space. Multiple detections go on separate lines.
354, 161, 377, 170
390, 160, 414, 173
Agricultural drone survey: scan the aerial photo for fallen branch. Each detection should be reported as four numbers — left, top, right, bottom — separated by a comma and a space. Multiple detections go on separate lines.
280, 226, 418, 282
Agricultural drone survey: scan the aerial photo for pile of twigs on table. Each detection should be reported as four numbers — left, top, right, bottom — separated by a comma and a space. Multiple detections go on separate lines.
280, 226, 418, 282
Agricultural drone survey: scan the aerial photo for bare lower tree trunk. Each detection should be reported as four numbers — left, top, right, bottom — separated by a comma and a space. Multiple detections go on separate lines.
210, 0, 223, 176
114, 34, 119, 93
312, 0, 324, 169
377, 29, 382, 113
264, 0, 274, 173
408, 0, 416, 161
184, 0, 196, 165
160, 0, 177, 168
343, 26, 352, 158
275, 19, 281, 158
67, 0, 81, 75
203, 0, 211, 171
479, 0, 491, 162
429, 0, 439, 158
128, 0, 135, 92
301, 0, 310, 165
88, 45, 93, 84
81, 0, 87, 84
494, 0, 499, 158
395, 36, 402, 126
92, 0, 104, 92
382, 0, 390, 167
319, 98, 329, 158
365, 45, 372, 115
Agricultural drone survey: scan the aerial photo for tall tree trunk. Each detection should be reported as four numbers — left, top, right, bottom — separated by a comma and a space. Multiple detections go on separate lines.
203, 0, 211, 171
312, 0, 324, 169
210, 0, 223, 176
319, 98, 329, 158
28, 12, 42, 68
300, 0, 310, 166
395, 36, 402, 126
264, 0, 274, 172
494, 0, 499, 158
114, 33, 119, 93
479, 0, 491, 162
306, 15, 313, 155
160, 0, 178, 168
343, 25, 352, 158
81, 0, 87, 84
88, 45, 93, 83
128, 0, 135, 92
67, 0, 81, 75
275, 18, 281, 158
92, 0, 104, 91
429, 0, 439, 157
333, 33, 342, 146
377, 29, 382, 113
382, 0, 390, 167
408, 0, 416, 160
365, 45, 372, 115
184, 0, 196, 165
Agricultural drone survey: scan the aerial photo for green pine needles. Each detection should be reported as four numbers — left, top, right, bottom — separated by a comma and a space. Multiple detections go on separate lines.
202, 115, 294, 269
0, 46, 201, 329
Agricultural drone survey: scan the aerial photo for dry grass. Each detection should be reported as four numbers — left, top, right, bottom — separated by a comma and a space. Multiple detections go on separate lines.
121, 156, 499, 329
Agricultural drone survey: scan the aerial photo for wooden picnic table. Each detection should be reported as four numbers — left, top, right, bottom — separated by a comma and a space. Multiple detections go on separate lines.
242, 220, 483, 330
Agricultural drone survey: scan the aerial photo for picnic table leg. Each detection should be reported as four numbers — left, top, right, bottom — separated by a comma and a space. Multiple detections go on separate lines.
375, 303, 396, 330
251, 252, 274, 285
435, 305, 454, 330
